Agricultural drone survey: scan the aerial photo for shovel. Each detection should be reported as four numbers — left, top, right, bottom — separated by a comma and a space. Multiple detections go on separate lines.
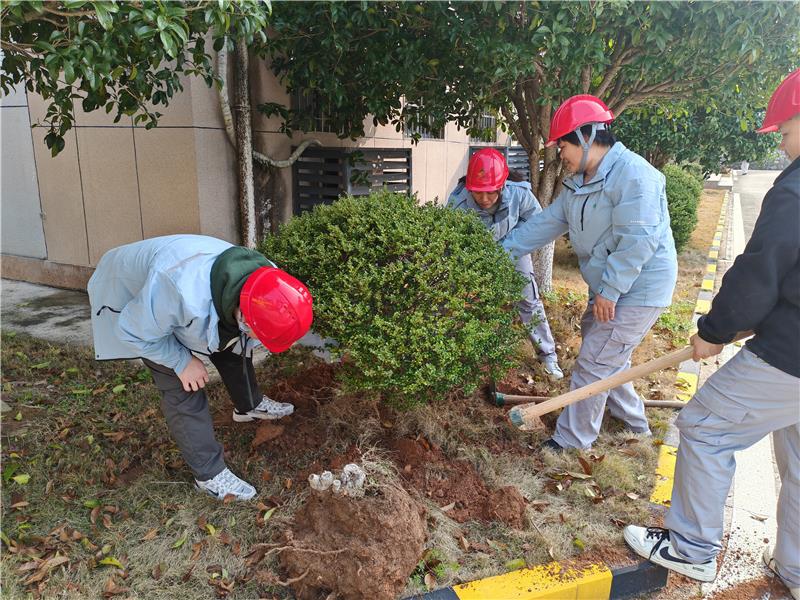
508, 333, 750, 429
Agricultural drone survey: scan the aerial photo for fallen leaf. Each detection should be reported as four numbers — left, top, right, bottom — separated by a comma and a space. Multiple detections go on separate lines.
102, 514, 113, 529
112, 384, 126, 394
204, 523, 216, 536
625, 492, 640, 500
12, 474, 30, 485
197, 515, 208, 531
459, 536, 470, 552
260, 468, 271, 482
505, 558, 526, 571
181, 565, 195, 583
439, 502, 456, 512
577, 456, 593, 476
222, 494, 236, 504
151, 563, 163, 580
284, 479, 292, 490
99, 557, 124, 569
90, 506, 101, 525
141, 528, 158, 541
102, 576, 129, 597
10, 500, 29, 510
573, 537, 586, 551
172, 533, 187, 549
218, 531, 232, 546
14, 411, 22, 421
191, 541, 205, 561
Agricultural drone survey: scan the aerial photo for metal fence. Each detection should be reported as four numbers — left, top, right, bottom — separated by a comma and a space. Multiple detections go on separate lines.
292, 147, 413, 214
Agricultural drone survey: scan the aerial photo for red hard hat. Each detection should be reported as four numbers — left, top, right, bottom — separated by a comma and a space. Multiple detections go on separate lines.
546, 95, 614, 147
466, 148, 509, 192
757, 69, 800, 133
239, 267, 313, 353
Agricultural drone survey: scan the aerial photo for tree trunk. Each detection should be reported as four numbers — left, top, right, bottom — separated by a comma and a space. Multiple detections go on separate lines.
233, 41, 256, 248
529, 150, 561, 292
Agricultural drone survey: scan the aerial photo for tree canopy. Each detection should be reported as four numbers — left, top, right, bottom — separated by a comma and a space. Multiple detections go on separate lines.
1, 0, 270, 155
263, 0, 799, 286
614, 102, 779, 174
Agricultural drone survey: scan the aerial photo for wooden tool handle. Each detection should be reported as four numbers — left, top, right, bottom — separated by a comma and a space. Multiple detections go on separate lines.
508, 346, 694, 426
508, 331, 752, 428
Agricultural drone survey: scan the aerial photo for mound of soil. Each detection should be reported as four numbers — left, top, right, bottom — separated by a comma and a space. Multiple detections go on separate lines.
279, 485, 426, 600
391, 437, 528, 529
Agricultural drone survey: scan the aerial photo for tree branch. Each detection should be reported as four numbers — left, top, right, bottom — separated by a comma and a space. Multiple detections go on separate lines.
581, 65, 592, 94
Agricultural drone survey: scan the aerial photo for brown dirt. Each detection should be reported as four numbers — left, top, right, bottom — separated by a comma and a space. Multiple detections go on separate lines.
390, 437, 528, 529
707, 575, 792, 600
279, 485, 427, 600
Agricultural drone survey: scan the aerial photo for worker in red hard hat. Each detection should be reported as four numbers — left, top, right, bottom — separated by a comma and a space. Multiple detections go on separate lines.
447, 148, 563, 379
88, 235, 313, 501
625, 69, 800, 598
501, 94, 678, 453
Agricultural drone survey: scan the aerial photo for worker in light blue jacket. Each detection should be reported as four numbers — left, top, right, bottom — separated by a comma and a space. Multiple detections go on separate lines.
88, 234, 313, 500
448, 148, 562, 379
502, 95, 678, 451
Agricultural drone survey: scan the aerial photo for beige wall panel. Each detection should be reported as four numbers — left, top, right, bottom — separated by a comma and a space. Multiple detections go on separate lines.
423, 140, 451, 204
1, 105, 46, 258
250, 63, 290, 133
33, 128, 90, 266
443, 141, 468, 205
195, 128, 238, 243
140, 79, 194, 128
74, 101, 131, 128
134, 128, 200, 238
189, 76, 226, 130
373, 121, 405, 141
76, 128, 143, 265
409, 142, 428, 202
1, 81, 28, 107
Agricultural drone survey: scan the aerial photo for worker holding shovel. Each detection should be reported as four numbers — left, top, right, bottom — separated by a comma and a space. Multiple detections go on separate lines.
88, 235, 313, 501
448, 148, 564, 380
501, 95, 678, 452
624, 69, 800, 597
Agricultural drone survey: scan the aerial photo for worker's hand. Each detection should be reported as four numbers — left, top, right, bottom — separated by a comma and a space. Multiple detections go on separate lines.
690, 333, 723, 362
593, 295, 616, 323
178, 356, 209, 392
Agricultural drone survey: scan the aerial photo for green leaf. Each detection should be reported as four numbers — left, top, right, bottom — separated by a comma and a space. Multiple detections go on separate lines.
14, 412, 22, 421
159, 30, 178, 58
204, 523, 216, 536
262, 507, 277, 523
84, 499, 101, 509
112, 384, 126, 394
12, 474, 30, 485
171, 533, 187, 549
505, 558, 526, 571
99, 556, 124, 569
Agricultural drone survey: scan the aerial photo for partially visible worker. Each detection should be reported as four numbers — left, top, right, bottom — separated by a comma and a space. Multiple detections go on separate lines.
88, 235, 313, 501
624, 69, 800, 599
448, 148, 563, 379
501, 95, 678, 451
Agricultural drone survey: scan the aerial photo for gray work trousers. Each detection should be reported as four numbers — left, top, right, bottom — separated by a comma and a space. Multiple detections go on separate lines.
665, 347, 800, 585
144, 348, 260, 481
516, 254, 557, 360
552, 304, 662, 450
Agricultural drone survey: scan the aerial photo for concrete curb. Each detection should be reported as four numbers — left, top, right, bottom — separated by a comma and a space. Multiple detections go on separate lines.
407, 559, 667, 600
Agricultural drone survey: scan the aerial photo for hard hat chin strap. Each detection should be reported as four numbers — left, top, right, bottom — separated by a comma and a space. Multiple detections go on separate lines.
576, 122, 606, 173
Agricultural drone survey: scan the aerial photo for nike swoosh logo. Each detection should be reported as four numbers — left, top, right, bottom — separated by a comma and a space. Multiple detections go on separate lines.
658, 547, 693, 565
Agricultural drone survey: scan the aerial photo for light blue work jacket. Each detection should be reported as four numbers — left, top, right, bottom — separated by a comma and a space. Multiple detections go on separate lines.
501, 143, 677, 307
447, 179, 542, 242
88, 235, 260, 374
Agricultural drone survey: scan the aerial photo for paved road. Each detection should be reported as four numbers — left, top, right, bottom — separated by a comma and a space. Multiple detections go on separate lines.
735, 169, 779, 238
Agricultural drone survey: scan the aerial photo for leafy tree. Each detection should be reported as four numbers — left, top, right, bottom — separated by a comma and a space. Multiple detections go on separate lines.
261, 1, 800, 288
1, 0, 270, 155
615, 103, 779, 174
261, 190, 526, 407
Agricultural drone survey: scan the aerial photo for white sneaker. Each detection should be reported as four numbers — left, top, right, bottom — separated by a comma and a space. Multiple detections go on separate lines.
623, 525, 717, 582
232, 395, 294, 422
541, 357, 564, 380
764, 545, 800, 599
195, 468, 256, 501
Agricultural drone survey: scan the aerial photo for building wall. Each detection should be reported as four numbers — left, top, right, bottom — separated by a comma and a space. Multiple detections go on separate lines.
1, 53, 508, 290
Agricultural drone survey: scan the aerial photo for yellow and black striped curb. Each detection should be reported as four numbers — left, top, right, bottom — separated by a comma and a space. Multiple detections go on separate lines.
650, 191, 730, 508
407, 559, 668, 600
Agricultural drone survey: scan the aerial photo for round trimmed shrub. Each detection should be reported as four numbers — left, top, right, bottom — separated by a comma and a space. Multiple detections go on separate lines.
662, 163, 701, 253
261, 190, 526, 408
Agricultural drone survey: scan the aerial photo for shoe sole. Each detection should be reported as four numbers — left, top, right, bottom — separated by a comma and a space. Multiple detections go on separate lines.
232, 411, 293, 423
623, 530, 716, 583
194, 482, 256, 501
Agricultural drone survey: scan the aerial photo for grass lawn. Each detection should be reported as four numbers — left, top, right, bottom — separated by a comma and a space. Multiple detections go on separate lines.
0, 189, 725, 599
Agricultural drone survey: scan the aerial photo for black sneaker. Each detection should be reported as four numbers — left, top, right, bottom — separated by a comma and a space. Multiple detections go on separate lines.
540, 438, 564, 453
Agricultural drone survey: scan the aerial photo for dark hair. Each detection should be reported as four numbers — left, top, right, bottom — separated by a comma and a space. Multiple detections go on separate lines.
559, 123, 616, 148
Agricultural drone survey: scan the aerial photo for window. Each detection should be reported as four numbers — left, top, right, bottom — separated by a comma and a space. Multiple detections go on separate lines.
469, 114, 497, 143
291, 90, 343, 135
